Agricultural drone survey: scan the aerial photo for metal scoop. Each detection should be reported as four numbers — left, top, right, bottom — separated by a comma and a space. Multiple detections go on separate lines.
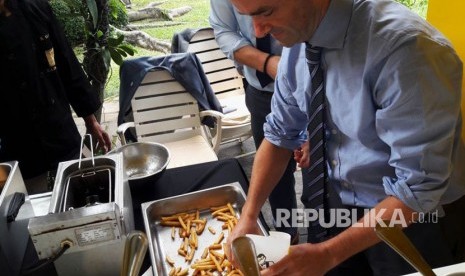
120, 231, 148, 276
231, 236, 261, 276
374, 221, 436, 276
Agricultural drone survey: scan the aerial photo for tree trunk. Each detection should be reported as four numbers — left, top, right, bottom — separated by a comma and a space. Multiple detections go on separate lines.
120, 3, 193, 52
128, 7, 171, 22
168, 6, 192, 18
127, 5, 191, 22
112, 26, 170, 53
127, 21, 183, 30
83, 0, 110, 123
120, 0, 131, 7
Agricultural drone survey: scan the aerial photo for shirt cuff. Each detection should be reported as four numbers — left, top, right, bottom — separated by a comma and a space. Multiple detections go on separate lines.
382, 176, 443, 213
264, 128, 306, 151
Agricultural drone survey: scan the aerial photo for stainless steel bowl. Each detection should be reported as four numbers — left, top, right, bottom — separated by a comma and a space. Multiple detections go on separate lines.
108, 142, 170, 181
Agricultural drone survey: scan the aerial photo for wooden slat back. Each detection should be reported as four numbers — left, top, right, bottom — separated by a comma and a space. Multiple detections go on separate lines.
179, 28, 253, 145
186, 29, 245, 99
131, 69, 203, 142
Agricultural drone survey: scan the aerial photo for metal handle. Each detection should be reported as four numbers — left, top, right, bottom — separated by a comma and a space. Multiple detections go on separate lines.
79, 134, 95, 169
374, 221, 436, 276
120, 231, 148, 276
6, 192, 25, 222
231, 236, 261, 276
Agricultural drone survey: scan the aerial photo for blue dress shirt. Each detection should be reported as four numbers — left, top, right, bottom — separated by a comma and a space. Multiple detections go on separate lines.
264, 0, 465, 213
209, 0, 282, 92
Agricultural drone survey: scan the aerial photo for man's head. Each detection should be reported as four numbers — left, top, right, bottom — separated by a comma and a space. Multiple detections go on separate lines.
230, 0, 330, 47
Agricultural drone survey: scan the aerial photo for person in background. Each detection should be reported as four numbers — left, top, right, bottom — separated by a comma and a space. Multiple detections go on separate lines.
225, 0, 465, 275
0, 0, 111, 194
209, 0, 299, 244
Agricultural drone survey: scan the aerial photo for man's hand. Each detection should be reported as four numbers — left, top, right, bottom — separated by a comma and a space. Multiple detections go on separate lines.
225, 214, 262, 268
83, 114, 112, 153
294, 140, 310, 168
260, 196, 417, 275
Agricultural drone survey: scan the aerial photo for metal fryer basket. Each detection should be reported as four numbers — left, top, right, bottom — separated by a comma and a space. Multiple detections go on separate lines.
62, 134, 113, 212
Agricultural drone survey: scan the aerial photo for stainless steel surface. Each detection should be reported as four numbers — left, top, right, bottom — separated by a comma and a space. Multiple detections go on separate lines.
28, 153, 134, 276
28, 203, 124, 257
142, 182, 267, 276
29, 192, 53, 217
60, 134, 115, 211
121, 231, 149, 276
0, 162, 27, 203
79, 134, 95, 168
49, 154, 124, 214
0, 164, 7, 194
374, 221, 436, 276
54, 237, 126, 276
62, 166, 113, 212
0, 161, 33, 276
232, 236, 261, 276
108, 142, 170, 181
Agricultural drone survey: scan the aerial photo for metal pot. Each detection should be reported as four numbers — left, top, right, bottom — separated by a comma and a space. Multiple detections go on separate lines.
108, 142, 170, 181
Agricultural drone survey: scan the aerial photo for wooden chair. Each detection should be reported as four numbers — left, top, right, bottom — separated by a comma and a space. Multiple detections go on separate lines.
182, 28, 253, 145
117, 68, 223, 168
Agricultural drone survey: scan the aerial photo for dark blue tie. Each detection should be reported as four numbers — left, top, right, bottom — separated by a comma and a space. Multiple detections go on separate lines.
303, 43, 328, 242
255, 34, 274, 88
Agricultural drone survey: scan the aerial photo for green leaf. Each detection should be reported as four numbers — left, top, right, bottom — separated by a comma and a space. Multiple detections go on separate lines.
118, 44, 135, 56
107, 36, 123, 47
86, 0, 99, 29
115, 35, 124, 45
96, 30, 104, 39
115, 47, 128, 57
107, 37, 118, 47
110, 9, 118, 20
109, 47, 123, 65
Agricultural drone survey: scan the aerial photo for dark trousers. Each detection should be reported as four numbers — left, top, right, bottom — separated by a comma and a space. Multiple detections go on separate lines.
245, 84, 298, 236
307, 188, 465, 276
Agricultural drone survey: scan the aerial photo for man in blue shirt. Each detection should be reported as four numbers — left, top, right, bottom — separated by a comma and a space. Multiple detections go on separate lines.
225, 0, 465, 275
209, 0, 299, 243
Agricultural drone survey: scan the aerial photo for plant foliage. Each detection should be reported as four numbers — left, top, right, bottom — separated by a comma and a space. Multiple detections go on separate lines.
51, 0, 130, 47
50, 0, 85, 46
395, 0, 429, 18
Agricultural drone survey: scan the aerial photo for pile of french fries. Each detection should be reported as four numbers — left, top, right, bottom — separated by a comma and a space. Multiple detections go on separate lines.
160, 203, 243, 276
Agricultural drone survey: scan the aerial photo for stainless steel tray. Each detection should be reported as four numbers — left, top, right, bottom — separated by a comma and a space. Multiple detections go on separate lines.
142, 182, 267, 276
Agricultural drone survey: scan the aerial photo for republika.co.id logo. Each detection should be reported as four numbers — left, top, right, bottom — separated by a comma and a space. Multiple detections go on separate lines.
275, 208, 439, 228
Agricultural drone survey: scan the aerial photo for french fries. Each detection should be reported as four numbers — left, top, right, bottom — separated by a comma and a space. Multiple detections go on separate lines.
159, 203, 240, 275
171, 227, 176, 240
207, 226, 216, 235
213, 232, 224, 245
166, 256, 176, 267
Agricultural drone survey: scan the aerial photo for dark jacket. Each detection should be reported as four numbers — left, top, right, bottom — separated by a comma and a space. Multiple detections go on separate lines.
0, 0, 101, 178
171, 27, 212, 53
117, 53, 223, 130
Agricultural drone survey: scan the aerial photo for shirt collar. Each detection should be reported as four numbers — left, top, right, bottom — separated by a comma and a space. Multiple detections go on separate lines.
309, 0, 353, 49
